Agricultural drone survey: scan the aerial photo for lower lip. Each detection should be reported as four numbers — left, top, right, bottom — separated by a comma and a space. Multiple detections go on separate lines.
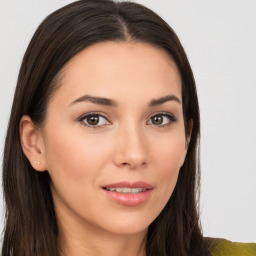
102, 189, 153, 206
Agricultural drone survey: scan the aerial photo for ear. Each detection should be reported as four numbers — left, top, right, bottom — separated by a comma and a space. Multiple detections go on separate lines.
20, 115, 47, 172
185, 119, 193, 150
180, 119, 193, 168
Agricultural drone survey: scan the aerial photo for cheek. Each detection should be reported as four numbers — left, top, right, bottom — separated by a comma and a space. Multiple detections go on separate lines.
42, 128, 114, 219
155, 130, 186, 170
43, 127, 111, 187
153, 133, 186, 197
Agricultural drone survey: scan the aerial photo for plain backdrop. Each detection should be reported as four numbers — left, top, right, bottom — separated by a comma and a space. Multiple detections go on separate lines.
0, 0, 255, 244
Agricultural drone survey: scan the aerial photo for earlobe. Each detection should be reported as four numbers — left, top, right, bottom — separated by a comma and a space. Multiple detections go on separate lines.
19, 115, 47, 172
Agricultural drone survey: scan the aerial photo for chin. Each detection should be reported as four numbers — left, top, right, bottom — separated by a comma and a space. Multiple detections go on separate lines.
103, 222, 149, 236
91, 210, 157, 236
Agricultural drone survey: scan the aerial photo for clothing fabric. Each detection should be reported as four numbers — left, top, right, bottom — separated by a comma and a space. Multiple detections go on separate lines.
207, 238, 256, 256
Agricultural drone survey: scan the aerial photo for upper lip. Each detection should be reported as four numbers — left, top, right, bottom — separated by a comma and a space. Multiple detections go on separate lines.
102, 181, 153, 189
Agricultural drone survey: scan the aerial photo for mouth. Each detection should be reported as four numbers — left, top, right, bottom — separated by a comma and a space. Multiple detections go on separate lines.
103, 187, 147, 193
102, 181, 153, 206
102, 181, 153, 193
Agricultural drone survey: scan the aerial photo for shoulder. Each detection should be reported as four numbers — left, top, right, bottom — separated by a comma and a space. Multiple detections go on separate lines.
205, 237, 256, 256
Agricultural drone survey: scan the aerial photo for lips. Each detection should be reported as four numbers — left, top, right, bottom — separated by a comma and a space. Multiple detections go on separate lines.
105, 187, 146, 193
103, 181, 153, 190
102, 181, 153, 206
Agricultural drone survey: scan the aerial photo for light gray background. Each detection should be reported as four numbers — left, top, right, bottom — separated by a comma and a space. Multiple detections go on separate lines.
0, 0, 255, 244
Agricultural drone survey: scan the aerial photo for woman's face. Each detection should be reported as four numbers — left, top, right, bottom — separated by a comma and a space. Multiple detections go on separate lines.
40, 42, 188, 236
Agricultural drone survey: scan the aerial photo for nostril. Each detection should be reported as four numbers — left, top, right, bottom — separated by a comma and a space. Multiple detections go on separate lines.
113, 145, 148, 168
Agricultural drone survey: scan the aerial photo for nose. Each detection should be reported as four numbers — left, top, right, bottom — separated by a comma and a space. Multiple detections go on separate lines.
113, 125, 148, 169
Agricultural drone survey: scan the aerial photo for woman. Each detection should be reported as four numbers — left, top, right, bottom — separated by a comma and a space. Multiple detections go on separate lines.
2, 0, 255, 255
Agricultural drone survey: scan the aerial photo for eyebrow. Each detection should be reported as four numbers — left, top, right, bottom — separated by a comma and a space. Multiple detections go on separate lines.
69, 94, 116, 106
69, 94, 181, 107
149, 95, 181, 106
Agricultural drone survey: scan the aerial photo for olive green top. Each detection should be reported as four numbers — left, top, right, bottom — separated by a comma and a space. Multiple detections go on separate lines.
208, 238, 256, 256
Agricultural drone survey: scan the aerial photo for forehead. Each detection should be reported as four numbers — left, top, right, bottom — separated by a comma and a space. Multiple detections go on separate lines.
51, 41, 182, 106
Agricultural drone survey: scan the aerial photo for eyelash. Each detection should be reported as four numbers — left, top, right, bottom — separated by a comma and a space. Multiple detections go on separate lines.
78, 112, 177, 129
78, 112, 110, 129
147, 112, 177, 127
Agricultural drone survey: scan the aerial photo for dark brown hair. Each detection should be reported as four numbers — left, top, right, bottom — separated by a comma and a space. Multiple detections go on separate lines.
2, 0, 207, 255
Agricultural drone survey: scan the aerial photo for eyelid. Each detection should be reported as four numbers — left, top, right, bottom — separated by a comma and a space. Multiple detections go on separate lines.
147, 112, 177, 126
78, 112, 111, 128
77, 111, 177, 128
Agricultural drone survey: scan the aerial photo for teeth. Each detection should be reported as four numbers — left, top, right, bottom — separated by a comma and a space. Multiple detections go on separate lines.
105, 187, 146, 193
122, 187, 130, 193
116, 188, 123, 193
131, 188, 143, 193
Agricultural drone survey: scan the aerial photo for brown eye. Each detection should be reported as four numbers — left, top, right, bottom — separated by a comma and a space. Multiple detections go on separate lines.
80, 114, 109, 127
87, 116, 99, 125
151, 115, 164, 125
148, 113, 177, 127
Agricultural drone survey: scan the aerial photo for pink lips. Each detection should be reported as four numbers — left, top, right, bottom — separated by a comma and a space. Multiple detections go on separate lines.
102, 181, 153, 207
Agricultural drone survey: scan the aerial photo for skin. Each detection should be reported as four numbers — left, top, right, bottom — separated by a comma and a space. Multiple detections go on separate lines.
20, 42, 191, 256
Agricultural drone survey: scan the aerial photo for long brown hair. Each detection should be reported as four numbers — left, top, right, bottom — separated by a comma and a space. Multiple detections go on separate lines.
2, 1, 207, 255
